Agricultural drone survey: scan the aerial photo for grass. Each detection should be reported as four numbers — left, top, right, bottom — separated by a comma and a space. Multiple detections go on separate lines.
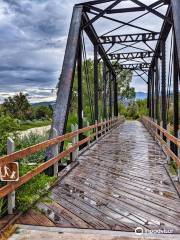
17, 119, 51, 131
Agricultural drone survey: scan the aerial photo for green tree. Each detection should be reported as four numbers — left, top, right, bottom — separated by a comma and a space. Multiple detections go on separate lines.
70, 59, 134, 123
33, 105, 53, 120
3, 92, 31, 120
117, 70, 135, 101
0, 115, 19, 155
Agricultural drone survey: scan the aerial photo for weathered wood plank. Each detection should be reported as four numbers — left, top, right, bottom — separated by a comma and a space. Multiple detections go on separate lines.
16, 121, 180, 233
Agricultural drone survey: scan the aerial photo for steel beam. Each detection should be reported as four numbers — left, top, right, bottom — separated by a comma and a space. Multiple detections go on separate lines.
155, 58, 160, 122
151, 6, 172, 68
84, 0, 123, 29
103, 62, 107, 119
131, 0, 172, 24
109, 51, 154, 60
173, 41, 179, 139
115, 63, 151, 70
100, 33, 160, 44
148, 73, 152, 117
52, 6, 83, 137
113, 76, 118, 116
151, 68, 155, 120
106, 7, 146, 13
87, 5, 156, 33
82, 12, 116, 78
77, 33, 83, 140
161, 40, 167, 130
109, 72, 112, 118
94, 44, 99, 122
171, 0, 180, 68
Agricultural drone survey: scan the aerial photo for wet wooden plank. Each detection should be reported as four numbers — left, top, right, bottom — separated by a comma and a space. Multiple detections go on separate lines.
28, 209, 56, 227
42, 200, 93, 229
59, 180, 180, 231
17, 121, 180, 233
51, 188, 133, 231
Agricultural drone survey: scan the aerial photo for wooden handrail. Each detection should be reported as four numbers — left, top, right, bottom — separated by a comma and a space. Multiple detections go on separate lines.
142, 117, 180, 167
0, 117, 124, 198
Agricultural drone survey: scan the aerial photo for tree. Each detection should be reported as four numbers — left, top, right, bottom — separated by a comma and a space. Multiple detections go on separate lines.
116, 70, 135, 101
0, 115, 19, 155
70, 59, 134, 122
33, 105, 53, 120
3, 93, 31, 120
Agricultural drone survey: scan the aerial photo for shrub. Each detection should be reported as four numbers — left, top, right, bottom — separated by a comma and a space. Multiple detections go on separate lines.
0, 115, 20, 156
16, 164, 55, 212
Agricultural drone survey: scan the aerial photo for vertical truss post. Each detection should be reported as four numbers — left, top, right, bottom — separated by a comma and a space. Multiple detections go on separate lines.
113, 76, 118, 117
151, 68, 155, 120
94, 44, 99, 122
77, 32, 83, 141
161, 40, 167, 130
147, 72, 151, 117
155, 58, 160, 122
172, 0, 180, 67
173, 40, 179, 145
103, 62, 107, 119
52, 6, 83, 137
109, 72, 112, 118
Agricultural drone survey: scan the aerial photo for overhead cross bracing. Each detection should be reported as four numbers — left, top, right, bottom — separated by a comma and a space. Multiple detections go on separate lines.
52, 0, 179, 159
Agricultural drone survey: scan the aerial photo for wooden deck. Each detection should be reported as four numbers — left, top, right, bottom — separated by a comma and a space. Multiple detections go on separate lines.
17, 120, 180, 234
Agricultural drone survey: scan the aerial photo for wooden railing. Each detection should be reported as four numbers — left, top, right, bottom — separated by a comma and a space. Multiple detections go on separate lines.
0, 117, 124, 202
142, 117, 180, 177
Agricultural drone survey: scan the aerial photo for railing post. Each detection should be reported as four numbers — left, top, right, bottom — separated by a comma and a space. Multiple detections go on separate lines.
95, 120, 98, 141
71, 124, 76, 161
87, 121, 90, 148
75, 124, 79, 159
178, 129, 180, 182
160, 121, 163, 139
100, 118, 103, 137
7, 138, 15, 215
105, 119, 107, 133
108, 118, 110, 132
52, 128, 59, 177
167, 124, 171, 164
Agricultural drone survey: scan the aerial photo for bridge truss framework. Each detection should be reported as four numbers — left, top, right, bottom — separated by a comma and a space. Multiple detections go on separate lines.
53, 0, 179, 152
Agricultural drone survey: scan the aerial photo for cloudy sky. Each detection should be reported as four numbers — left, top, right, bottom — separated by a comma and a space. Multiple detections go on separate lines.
0, 0, 167, 103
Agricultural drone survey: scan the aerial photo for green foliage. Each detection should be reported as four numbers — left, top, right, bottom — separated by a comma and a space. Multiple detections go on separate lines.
17, 119, 51, 131
117, 70, 135, 101
0, 198, 7, 218
16, 132, 48, 163
71, 59, 134, 123
3, 93, 31, 120
32, 105, 53, 120
120, 99, 148, 120
16, 164, 55, 212
126, 102, 139, 119
0, 115, 20, 156
136, 99, 148, 117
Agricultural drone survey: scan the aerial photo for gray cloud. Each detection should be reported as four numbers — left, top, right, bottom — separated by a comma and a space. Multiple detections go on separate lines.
0, 0, 167, 102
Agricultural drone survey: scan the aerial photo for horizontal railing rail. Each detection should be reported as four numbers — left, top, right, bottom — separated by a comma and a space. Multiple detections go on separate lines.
142, 117, 180, 169
0, 116, 124, 199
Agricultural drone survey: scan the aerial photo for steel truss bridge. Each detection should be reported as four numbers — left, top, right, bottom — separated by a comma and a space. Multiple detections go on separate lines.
0, 1, 180, 239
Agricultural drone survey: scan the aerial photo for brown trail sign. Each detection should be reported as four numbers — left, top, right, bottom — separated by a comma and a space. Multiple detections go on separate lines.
0, 162, 19, 182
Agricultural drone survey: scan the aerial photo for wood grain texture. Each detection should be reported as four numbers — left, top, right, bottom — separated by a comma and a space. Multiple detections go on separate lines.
15, 121, 180, 233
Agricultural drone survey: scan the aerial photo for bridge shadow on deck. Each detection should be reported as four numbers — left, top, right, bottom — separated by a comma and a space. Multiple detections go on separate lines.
17, 121, 180, 233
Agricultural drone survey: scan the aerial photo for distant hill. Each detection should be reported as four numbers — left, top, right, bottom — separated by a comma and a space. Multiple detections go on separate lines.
136, 92, 147, 100
32, 101, 55, 107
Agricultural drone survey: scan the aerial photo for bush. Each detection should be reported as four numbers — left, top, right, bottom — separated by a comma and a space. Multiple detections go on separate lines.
16, 164, 55, 212
16, 132, 48, 163
33, 105, 53, 120
0, 115, 20, 156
